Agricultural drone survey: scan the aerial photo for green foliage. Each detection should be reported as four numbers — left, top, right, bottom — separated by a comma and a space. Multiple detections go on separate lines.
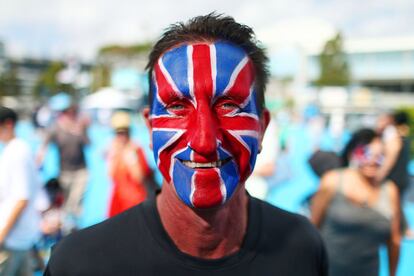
0, 63, 21, 97
91, 42, 153, 92
315, 33, 350, 87
33, 61, 75, 98
98, 42, 153, 56
91, 64, 111, 92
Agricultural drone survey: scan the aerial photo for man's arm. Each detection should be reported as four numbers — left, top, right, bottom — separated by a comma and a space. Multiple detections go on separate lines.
387, 182, 401, 276
310, 170, 338, 228
377, 130, 402, 181
0, 199, 28, 245
36, 129, 54, 166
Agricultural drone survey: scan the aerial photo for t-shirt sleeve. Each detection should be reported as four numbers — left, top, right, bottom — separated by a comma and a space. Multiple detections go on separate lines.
9, 150, 32, 200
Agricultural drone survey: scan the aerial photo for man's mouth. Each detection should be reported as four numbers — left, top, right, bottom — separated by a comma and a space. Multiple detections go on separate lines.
180, 157, 232, 169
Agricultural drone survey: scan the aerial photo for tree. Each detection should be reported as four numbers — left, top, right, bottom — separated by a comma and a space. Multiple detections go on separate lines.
91, 41, 152, 91
0, 63, 21, 97
315, 33, 350, 86
98, 42, 152, 56
33, 61, 75, 98
91, 64, 111, 92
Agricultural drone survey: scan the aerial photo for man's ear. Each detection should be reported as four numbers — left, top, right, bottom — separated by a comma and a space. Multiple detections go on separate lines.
258, 109, 271, 153
142, 107, 153, 150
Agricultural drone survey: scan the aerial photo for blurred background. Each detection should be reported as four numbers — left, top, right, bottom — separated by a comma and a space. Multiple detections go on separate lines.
0, 0, 413, 275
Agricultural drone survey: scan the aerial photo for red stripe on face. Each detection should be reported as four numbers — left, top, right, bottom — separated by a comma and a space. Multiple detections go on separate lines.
224, 60, 255, 103
221, 131, 253, 182
154, 62, 181, 105
192, 169, 223, 208
151, 116, 186, 129
157, 137, 188, 183
189, 44, 219, 163
220, 115, 260, 133
192, 44, 214, 100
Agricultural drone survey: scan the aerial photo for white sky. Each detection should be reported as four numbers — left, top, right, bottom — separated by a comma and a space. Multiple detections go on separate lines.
0, 0, 413, 61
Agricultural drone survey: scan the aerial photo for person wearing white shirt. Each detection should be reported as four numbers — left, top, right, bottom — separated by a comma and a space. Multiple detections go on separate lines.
0, 106, 42, 276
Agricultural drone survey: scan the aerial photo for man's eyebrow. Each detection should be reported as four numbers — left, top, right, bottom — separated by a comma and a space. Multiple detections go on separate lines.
212, 94, 246, 104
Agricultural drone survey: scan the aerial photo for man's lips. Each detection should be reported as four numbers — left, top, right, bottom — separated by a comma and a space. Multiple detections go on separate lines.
179, 157, 232, 169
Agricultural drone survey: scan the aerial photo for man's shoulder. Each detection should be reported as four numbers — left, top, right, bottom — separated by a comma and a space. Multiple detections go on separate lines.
48, 204, 147, 270
8, 138, 30, 152
4, 138, 32, 161
253, 197, 323, 247
254, 197, 309, 225
253, 198, 327, 274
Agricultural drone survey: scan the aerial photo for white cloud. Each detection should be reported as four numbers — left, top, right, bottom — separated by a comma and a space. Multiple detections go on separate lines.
0, 0, 413, 60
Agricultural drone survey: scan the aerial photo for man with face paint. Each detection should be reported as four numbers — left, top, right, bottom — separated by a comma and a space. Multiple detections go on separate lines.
45, 14, 328, 276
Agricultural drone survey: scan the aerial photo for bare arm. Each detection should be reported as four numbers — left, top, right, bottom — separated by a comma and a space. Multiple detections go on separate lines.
310, 171, 338, 228
0, 199, 28, 245
387, 182, 401, 276
126, 146, 145, 183
377, 135, 402, 181
36, 130, 54, 166
79, 116, 90, 145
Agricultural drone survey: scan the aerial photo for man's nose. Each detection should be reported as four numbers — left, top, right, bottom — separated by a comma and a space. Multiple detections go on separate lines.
189, 104, 218, 159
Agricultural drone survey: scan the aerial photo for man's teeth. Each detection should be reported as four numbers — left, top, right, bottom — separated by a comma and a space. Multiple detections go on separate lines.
182, 160, 223, 168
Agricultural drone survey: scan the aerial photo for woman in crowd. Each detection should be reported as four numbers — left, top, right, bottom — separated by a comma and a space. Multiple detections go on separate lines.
311, 128, 401, 276
106, 112, 152, 217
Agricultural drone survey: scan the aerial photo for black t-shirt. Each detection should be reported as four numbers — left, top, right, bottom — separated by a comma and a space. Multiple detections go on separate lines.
45, 196, 328, 276
388, 136, 410, 193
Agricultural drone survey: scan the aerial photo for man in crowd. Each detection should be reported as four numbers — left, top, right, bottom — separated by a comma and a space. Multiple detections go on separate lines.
45, 14, 327, 275
377, 111, 412, 236
0, 106, 43, 276
37, 98, 89, 233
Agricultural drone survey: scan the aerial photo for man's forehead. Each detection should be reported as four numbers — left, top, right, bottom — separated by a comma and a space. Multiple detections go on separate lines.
159, 41, 248, 62
152, 41, 255, 103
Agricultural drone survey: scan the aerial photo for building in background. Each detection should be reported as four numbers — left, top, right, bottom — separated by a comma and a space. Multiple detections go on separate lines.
308, 36, 414, 93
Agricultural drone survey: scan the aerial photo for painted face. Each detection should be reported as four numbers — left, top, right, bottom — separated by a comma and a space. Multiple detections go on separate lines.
350, 143, 384, 167
149, 41, 262, 209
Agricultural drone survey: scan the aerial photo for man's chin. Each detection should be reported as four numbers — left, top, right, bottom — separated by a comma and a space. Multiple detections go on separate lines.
190, 191, 224, 209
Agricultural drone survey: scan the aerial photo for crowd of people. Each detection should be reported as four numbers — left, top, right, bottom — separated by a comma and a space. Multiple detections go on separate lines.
0, 101, 153, 275
0, 13, 412, 276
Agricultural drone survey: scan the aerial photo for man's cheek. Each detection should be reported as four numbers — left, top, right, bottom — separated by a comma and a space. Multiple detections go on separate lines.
222, 131, 258, 179
236, 146, 257, 181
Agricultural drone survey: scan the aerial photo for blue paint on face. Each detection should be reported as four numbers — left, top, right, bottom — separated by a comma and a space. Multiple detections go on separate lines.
161, 46, 191, 98
150, 77, 170, 116
150, 41, 260, 208
172, 160, 194, 206
240, 135, 259, 170
215, 41, 247, 97
241, 89, 259, 114
152, 130, 180, 164
175, 147, 192, 161
219, 160, 240, 200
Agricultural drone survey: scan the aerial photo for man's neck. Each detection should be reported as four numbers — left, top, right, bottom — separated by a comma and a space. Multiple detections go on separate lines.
156, 183, 249, 259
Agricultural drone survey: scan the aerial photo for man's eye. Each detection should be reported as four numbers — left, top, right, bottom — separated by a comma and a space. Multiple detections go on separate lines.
215, 100, 241, 115
167, 104, 185, 111
221, 103, 239, 110
166, 102, 189, 116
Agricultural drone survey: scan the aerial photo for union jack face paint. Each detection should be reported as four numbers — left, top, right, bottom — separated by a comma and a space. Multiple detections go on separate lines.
351, 144, 384, 167
149, 41, 262, 209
